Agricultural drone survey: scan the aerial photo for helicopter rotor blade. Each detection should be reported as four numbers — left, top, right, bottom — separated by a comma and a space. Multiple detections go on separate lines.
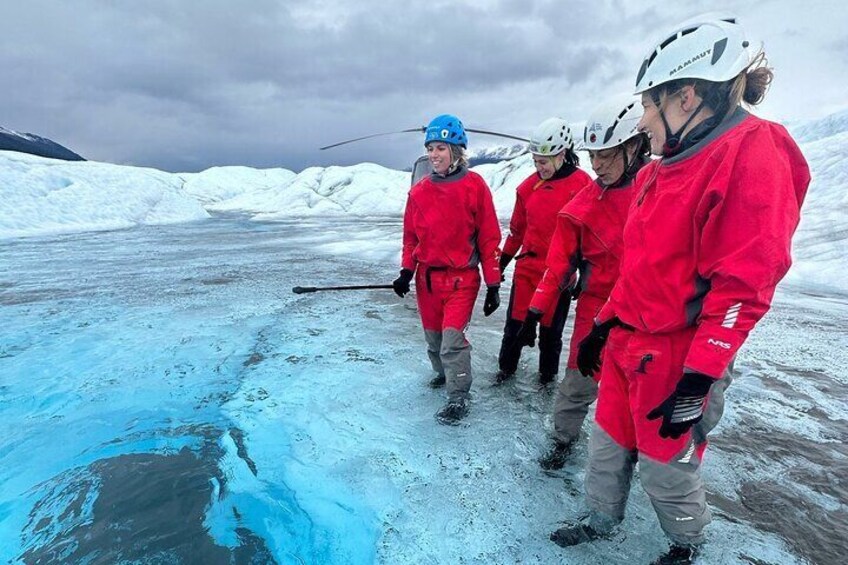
320, 127, 425, 150
464, 128, 529, 143
320, 126, 529, 151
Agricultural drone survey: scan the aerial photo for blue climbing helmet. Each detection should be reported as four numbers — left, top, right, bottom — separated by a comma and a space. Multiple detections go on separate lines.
424, 114, 468, 147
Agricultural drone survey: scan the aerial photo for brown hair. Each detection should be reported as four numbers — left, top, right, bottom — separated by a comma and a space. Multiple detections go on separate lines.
728, 51, 773, 108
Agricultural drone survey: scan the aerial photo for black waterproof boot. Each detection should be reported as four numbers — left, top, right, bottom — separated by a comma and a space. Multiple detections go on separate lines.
550, 522, 610, 547
650, 544, 700, 564
428, 374, 446, 388
435, 399, 468, 425
493, 369, 515, 385
538, 371, 556, 386
538, 441, 573, 470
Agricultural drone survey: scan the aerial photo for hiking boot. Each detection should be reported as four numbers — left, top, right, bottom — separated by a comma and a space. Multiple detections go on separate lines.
539, 371, 556, 386
550, 522, 610, 547
428, 374, 446, 388
435, 399, 468, 425
539, 441, 573, 471
493, 370, 515, 386
650, 544, 700, 565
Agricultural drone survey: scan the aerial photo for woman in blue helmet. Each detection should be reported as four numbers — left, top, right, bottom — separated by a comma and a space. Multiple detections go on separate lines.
392, 114, 502, 425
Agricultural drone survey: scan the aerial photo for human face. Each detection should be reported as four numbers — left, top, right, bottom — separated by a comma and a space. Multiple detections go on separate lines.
426, 142, 452, 175
588, 147, 625, 187
639, 92, 670, 155
638, 86, 701, 155
533, 153, 563, 180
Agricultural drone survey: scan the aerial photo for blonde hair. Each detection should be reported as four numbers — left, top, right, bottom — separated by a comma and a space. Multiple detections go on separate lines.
450, 144, 469, 169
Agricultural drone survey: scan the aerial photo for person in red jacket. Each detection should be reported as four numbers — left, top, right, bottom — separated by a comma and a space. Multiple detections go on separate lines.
495, 118, 592, 386
392, 114, 502, 425
530, 96, 650, 471
550, 16, 810, 564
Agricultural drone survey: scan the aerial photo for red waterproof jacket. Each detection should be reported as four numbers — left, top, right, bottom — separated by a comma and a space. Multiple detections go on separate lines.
401, 168, 502, 286
530, 178, 635, 315
502, 168, 593, 268
597, 110, 810, 379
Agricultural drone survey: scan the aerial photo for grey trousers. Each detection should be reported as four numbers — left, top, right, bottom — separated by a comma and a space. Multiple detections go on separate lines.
584, 372, 733, 546
552, 368, 599, 445
424, 328, 472, 402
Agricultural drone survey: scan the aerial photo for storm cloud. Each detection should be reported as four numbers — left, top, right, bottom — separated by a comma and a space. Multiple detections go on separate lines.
1, 0, 845, 172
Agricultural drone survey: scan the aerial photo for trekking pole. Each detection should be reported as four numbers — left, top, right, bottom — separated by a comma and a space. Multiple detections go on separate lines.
292, 284, 395, 294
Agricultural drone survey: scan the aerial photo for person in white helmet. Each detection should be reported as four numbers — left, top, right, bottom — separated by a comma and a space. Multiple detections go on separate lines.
550, 15, 810, 564
494, 118, 593, 386
533, 96, 650, 471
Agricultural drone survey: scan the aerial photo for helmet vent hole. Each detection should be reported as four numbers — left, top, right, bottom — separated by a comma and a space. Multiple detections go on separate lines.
636, 59, 649, 85
711, 37, 728, 64
647, 50, 658, 66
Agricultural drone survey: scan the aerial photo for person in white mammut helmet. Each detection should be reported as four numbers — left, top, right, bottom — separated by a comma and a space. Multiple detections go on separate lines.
534, 95, 650, 471
494, 118, 593, 387
550, 15, 810, 565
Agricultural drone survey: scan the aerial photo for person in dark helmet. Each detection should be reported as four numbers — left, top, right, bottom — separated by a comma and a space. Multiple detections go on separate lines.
533, 96, 650, 471
393, 114, 502, 425
495, 118, 592, 387
549, 15, 810, 564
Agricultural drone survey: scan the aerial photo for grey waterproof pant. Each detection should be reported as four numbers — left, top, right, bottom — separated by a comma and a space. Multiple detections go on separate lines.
584, 325, 733, 546
552, 368, 599, 445
584, 373, 732, 545
424, 328, 472, 402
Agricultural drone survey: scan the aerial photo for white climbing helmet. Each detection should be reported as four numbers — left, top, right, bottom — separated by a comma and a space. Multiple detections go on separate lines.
634, 14, 751, 94
529, 118, 574, 156
583, 95, 644, 151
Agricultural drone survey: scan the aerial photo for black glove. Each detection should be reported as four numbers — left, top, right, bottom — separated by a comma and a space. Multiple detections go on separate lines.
483, 285, 501, 317
519, 309, 542, 348
392, 269, 414, 298
498, 252, 514, 282
576, 318, 619, 377
647, 372, 715, 439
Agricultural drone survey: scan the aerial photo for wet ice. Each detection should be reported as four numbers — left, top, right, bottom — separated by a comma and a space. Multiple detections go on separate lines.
3, 218, 843, 564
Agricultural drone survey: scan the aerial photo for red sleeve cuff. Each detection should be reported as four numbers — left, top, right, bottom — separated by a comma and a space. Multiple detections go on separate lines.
684, 324, 746, 379
596, 300, 616, 325
502, 235, 522, 258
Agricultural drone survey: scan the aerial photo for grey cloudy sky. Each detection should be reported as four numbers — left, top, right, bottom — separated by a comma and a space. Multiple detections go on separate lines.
1, 0, 846, 172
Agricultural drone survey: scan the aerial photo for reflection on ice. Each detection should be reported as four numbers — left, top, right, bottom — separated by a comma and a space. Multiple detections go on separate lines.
21, 443, 275, 563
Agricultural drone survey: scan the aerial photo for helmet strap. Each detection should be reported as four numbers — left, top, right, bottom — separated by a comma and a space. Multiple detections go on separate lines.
603, 136, 646, 189
657, 90, 707, 157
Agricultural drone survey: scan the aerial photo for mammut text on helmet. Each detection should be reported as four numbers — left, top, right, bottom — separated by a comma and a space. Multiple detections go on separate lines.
669, 49, 711, 77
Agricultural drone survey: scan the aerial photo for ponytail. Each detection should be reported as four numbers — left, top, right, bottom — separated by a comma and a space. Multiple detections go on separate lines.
731, 51, 774, 108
